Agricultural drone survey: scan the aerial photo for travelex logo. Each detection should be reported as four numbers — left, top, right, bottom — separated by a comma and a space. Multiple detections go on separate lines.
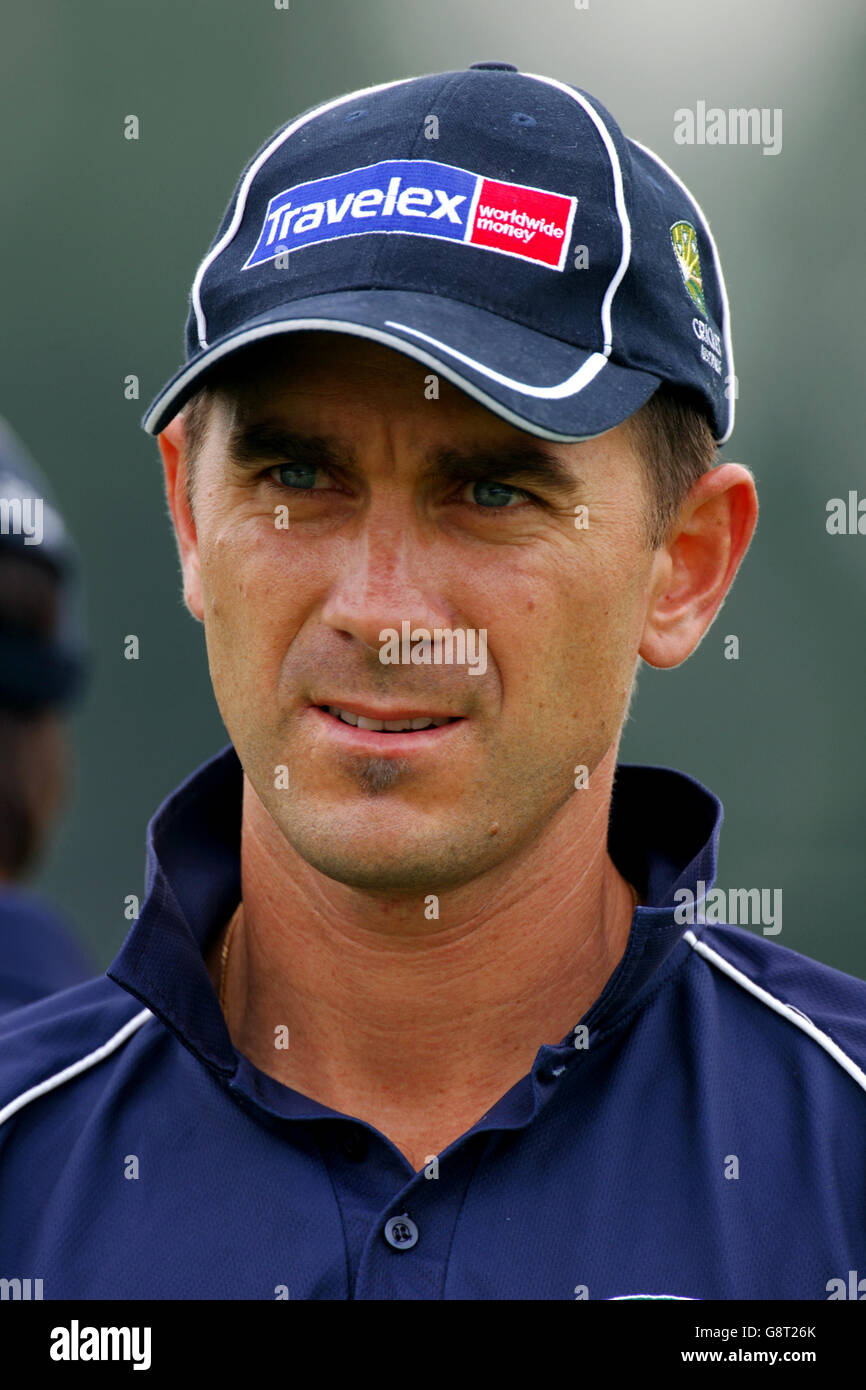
244, 159, 577, 272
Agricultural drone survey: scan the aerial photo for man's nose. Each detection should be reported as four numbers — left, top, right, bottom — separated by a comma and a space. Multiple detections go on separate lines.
318, 498, 452, 655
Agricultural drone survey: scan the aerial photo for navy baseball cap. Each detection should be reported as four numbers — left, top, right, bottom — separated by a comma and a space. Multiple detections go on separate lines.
143, 62, 734, 444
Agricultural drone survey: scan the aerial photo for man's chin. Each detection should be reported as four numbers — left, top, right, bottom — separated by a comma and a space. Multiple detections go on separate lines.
271, 806, 503, 898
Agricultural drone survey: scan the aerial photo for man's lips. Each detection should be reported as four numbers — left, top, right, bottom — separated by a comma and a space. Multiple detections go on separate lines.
306, 701, 466, 753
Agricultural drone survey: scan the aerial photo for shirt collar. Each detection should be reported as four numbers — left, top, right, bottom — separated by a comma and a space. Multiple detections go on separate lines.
107, 742, 721, 1079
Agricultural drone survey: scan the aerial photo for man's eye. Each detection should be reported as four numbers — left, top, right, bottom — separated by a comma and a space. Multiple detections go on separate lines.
269, 464, 325, 490
463, 480, 531, 509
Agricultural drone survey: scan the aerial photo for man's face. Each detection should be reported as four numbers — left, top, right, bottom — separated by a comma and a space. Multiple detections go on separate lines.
179, 334, 658, 894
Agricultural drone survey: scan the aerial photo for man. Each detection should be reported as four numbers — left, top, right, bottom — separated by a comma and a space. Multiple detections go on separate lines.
0, 62, 863, 1301
0, 416, 94, 1011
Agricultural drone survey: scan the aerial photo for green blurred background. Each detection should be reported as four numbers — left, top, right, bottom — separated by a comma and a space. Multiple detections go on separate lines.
1, 0, 864, 973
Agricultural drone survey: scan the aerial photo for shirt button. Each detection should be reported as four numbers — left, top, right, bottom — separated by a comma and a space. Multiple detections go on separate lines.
339, 1127, 369, 1160
384, 1213, 419, 1250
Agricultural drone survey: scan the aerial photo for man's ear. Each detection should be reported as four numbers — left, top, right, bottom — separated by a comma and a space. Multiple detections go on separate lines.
639, 462, 758, 668
157, 415, 204, 623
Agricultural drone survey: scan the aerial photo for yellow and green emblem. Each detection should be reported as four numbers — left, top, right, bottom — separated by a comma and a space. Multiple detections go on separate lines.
670, 220, 707, 317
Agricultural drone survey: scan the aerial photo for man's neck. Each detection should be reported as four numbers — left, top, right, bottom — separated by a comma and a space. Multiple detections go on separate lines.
211, 745, 637, 1169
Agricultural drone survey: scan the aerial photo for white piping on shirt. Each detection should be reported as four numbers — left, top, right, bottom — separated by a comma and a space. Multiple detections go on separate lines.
3, 935, 865, 1131
0, 1007, 153, 1129
684, 929, 866, 1095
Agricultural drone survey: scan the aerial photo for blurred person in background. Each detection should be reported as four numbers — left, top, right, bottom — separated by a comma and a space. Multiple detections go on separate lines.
0, 415, 94, 1010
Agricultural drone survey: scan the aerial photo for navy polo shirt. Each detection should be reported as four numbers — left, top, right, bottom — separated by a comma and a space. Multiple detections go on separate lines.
0, 886, 94, 1013
1, 742, 865, 1301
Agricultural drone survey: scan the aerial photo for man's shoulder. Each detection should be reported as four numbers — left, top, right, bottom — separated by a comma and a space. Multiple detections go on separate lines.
688, 922, 866, 1086
0, 975, 154, 1121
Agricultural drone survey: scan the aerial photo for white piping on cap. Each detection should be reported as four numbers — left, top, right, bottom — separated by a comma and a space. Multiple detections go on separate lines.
385, 71, 634, 405
191, 76, 415, 349
383, 320, 608, 399
523, 72, 633, 356
143, 317, 652, 440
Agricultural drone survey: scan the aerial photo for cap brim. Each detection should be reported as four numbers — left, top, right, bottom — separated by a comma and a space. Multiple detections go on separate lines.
142, 288, 661, 440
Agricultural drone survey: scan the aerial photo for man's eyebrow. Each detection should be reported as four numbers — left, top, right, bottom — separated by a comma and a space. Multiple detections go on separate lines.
426, 444, 583, 495
224, 422, 583, 494
225, 422, 352, 471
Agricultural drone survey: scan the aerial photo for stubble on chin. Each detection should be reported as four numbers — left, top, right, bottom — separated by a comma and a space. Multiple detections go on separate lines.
352, 756, 413, 796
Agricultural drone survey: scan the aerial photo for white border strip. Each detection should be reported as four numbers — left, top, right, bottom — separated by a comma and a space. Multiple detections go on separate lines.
0, 1007, 153, 1129
684, 930, 866, 1094
384, 320, 607, 398
628, 139, 735, 444
524, 72, 632, 353
192, 76, 415, 348
144, 317, 633, 440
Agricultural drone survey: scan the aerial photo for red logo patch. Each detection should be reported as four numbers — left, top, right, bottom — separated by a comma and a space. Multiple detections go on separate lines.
467, 177, 577, 270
